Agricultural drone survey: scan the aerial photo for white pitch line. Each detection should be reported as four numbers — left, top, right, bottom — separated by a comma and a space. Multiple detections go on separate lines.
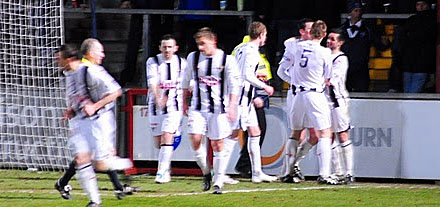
1, 184, 438, 198
0, 185, 400, 198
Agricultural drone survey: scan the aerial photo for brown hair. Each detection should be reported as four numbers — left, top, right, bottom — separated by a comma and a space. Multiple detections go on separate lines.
248, 21, 266, 39
310, 20, 327, 39
193, 27, 217, 40
57, 44, 80, 59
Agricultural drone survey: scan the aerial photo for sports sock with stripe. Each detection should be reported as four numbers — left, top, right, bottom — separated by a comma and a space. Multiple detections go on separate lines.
76, 163, 100, 204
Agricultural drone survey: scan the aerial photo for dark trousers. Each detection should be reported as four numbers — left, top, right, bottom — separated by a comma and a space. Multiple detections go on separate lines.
235, 106, 266, 176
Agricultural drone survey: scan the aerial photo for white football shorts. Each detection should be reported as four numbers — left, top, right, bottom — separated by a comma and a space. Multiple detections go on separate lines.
187, 110, 233, 140
290, 91, 331, 130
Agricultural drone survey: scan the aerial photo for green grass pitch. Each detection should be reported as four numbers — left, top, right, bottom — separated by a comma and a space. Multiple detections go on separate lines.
0, 170, 439, 207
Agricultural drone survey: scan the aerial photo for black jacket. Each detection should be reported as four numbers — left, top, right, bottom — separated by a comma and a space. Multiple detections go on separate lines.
400, 10, 436, 74
340, 19, 389, 73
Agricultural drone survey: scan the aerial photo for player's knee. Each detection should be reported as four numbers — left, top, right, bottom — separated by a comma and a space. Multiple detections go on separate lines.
93, 160, 109, 172
190, 134, 203, 150
319, 128, 332, 138
210, 139, 224, 152
338, 131, 350, 143
248, 126, 261, 137
74, 153, 91, 166
154, 136, 161, 149
161, 132, 174, 145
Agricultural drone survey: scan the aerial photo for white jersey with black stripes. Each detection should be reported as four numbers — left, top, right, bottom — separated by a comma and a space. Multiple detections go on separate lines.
233, 42, 266, 108
146, 54, 186, 115
182, 49, 241, 114
329, 52, 349, 99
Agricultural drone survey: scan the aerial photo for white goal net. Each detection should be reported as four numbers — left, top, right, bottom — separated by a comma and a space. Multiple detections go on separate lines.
0, 0, 70, 170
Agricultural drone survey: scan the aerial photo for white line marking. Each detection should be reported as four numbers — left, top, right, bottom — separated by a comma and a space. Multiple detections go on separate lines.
1, 184, 434, 198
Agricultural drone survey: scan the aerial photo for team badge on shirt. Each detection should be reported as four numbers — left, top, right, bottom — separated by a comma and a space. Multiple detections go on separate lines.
199, 76, 220, 86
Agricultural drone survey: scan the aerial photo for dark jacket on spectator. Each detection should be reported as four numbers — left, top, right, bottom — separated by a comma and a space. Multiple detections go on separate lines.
400, 9, 436, 74
340, 18, 389, 92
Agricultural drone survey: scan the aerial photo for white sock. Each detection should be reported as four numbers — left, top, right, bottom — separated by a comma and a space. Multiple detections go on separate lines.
76, 163, 100, 204
293, 141, 314, 167
223, 136, 238, 169
213, 150, 226, 188
157, 145, 173, 175
317, 138, 332, 177
248, 136, 262, 176
331, 141, 343, 175
280, 147, 287, 177
194, 145, 210, 175
285, 138, 298, 176
340, 140, 354, 175
103, 156, 133, 171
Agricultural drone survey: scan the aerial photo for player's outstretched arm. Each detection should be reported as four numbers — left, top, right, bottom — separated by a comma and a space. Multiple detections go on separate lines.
84, 89, 122, 116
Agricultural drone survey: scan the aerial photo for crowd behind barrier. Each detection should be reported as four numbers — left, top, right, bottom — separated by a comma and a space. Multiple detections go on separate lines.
63, 0, 438, 94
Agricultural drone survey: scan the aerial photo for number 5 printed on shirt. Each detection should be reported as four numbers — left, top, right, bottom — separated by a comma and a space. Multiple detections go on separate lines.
300, 49, 312, 68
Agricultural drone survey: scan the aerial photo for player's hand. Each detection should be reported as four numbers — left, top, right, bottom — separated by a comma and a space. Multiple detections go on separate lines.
157, 95, 168, 110
325, 79, 332, 86
62, 108, 75, 125
253, 97, 264, 108
227, 104, 237, 122
264, 85, 274, 96
183, 103, 189, 116
83, 103, 98, 116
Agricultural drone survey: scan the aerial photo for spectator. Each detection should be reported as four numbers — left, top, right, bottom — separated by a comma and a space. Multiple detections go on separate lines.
387, 25, 403, 92
400, 0, 436, 93
340, 0, 389, 92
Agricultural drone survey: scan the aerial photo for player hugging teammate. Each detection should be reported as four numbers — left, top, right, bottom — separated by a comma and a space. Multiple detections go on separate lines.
56, 21, 355, 205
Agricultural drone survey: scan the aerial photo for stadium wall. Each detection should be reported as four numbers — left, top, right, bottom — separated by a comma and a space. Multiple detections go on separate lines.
131, 96, 440, 180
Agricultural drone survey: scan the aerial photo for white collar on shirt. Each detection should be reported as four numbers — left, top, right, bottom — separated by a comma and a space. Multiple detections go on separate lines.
347, 19, 363, 38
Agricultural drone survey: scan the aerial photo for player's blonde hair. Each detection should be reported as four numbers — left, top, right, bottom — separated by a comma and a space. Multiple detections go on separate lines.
193, 27, 217, 40
248, 21, 266, 39
311, 20, 327, 39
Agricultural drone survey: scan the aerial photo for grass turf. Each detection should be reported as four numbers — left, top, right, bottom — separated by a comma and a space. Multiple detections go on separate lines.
0, 170, 439, 207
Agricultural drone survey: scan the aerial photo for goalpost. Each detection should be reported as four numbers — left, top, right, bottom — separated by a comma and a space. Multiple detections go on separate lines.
0, 0, 70, 170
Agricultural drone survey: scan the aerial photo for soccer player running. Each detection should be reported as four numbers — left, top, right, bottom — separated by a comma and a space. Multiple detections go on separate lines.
277, 18, 314, 183
55, 44, 102, 207
326, 29, 354, 184
289, 20, 339, 185
146, 34, 186, 184
80, 38, 135, 198
182, 28, 241, 194
229, 21, 277, 183
55, 39, 136, 202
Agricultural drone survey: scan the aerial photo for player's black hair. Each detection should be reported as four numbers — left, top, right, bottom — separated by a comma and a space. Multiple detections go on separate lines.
298, 18, 314, 30
161, 34, 176, 42
329, 28, 346, 42
58, 44, 81, 59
